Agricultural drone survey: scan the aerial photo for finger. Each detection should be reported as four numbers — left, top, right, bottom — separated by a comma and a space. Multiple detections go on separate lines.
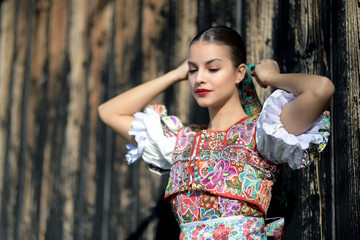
254, 74, 267, 88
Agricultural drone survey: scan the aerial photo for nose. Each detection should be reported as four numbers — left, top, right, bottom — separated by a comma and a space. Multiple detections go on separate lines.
195, 69, 205, 84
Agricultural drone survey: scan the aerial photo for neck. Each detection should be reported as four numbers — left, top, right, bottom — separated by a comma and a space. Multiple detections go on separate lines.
207, 97, 247, 131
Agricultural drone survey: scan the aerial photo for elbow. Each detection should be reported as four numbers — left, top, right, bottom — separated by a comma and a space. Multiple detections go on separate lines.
98, 104, 108, 122
323, 77, 335, 97
314, 76, 335, 101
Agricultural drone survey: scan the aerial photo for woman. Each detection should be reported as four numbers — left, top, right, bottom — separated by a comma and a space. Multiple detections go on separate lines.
98, 26, 334, 239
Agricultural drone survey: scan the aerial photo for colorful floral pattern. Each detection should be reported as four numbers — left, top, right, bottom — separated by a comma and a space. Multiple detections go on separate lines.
242, 64, 263, 117
179, 216, 285, 240
200, 161, 238, 192
300, 110, 331, 168
179, 216, 266, 240
165, 115, 279, 215
264, 218, 284, 240
170, 191, 262, 224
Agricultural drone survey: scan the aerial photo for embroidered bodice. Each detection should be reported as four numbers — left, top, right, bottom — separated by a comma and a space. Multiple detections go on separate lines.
164, 115, 278, 215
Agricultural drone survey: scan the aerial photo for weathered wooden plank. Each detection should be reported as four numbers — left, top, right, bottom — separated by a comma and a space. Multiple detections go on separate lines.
65, 0, 90, 239
283, 0, 326, 238
18, 0, 35, 238
162, 0, 197, 123
0, 0, 359, 239
87, 0, 115, 239
0, 1, 16, 238
35, 0, 70, 238
332, 0, 360, 239
276, 0, 333, 239
243, 0, 277, 101
137, 2, 171, 238
244, 1, 336, 239
110, 0, 144, 238
28, 0, 70, 239
0, 0, 33, 239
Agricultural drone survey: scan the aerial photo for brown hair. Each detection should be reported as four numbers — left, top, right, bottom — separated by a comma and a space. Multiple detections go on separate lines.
190, 26, 247, 68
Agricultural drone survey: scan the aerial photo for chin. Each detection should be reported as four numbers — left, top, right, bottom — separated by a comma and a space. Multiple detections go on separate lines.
195, 101, 208, 108
195, 99, 217, 109
193, 95, 222, 109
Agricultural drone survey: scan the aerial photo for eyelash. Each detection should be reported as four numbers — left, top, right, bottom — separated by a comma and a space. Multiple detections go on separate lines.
188, 68, 219, 74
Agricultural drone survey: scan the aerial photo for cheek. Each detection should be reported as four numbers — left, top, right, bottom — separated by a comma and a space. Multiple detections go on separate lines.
187, 76, 195, 89
187, 79, 195, 97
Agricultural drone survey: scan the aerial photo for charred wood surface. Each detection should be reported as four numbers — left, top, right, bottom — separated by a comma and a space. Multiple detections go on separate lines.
0, 0, 358, 239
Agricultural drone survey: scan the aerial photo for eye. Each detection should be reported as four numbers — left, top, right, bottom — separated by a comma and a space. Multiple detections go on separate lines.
188, 69, 197, 74
209, 68, 219, 72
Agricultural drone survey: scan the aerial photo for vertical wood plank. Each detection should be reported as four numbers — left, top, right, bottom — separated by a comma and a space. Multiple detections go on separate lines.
111, 0, 145, 238
244, 0, 277, 102
0, 0, 32, 239
17, 0, 34, 238
139, 2, 170, 237
33, 0, 68, 239
63, 0, 88, 236
272, 0, 333, 239
87, 0, 114, 239
0, 0, 17, 238
332, 0, 360, 239
244, 0, 335, 239
163, 0, 197, 123
0, 1, 16, 238
0, 0, 359, 239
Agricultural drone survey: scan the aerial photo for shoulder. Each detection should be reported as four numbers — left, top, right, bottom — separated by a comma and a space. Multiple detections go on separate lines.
176, 123, 207, 139
224, 115, 259, 149
142, 104, 183, 135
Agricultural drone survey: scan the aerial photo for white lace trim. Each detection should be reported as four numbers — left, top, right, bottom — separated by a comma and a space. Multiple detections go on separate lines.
256, 89, 327, 169
125, 106, 177, 174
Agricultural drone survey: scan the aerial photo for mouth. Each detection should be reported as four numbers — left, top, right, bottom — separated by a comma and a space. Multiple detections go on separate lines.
195, 88, 211, 96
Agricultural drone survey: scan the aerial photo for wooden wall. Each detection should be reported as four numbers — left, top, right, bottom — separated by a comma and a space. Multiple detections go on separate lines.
0, 0, 359, 239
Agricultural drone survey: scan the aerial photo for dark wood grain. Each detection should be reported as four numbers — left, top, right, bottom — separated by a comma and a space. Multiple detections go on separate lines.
0, 0, 359, 239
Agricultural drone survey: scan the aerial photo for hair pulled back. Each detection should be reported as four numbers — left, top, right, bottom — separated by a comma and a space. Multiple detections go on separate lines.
190, 26, 246, 69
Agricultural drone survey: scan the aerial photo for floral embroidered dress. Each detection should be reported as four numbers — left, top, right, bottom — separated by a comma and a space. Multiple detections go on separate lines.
126, 90, 330, 240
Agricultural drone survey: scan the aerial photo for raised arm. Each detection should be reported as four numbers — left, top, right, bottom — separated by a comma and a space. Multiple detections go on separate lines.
98, 62, 188, 143
254, 59, 335, 136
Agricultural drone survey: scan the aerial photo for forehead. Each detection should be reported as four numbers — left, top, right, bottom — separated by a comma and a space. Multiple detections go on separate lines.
188, 41, 231, 63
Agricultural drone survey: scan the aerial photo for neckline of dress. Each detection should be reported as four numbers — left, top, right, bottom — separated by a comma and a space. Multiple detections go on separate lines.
203, 115, 250, 133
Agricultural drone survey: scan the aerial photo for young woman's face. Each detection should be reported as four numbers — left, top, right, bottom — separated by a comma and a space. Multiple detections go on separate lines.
187, 41, 243, 109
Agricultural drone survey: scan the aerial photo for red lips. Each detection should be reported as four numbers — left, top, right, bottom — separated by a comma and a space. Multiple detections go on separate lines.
195, 88, 211, 96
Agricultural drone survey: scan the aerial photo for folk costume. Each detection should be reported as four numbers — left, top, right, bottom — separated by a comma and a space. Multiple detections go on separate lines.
125, 66, 330, 239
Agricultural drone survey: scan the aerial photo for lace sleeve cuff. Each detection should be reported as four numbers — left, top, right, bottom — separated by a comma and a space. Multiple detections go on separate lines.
125, 105, 182, 175
256, 90, 330, 169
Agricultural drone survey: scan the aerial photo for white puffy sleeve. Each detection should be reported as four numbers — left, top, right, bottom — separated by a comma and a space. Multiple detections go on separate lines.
256, 90, 330, 169
125, 105, 183, 175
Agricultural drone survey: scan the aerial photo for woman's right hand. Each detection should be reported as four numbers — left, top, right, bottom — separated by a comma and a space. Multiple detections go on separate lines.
172, 61, 189, 82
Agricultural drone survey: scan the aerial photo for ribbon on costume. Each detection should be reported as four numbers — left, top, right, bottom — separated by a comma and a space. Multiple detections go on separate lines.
242, 64, 263, 116
264, 217, 285, 240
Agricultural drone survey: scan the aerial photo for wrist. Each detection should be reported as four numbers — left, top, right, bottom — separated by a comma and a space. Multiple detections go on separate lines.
263, 72, 281, 87
161, 70, 181, 86
169, 69, 187, 83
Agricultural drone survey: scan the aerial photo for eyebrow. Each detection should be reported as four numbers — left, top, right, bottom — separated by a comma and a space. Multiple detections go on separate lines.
188, 58, 223, 66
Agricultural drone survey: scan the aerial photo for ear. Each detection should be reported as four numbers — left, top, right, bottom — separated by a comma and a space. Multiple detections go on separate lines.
235, 64, 247, 84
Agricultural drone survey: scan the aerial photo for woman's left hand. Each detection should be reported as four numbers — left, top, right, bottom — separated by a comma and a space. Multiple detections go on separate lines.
253, 59, 280, 88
